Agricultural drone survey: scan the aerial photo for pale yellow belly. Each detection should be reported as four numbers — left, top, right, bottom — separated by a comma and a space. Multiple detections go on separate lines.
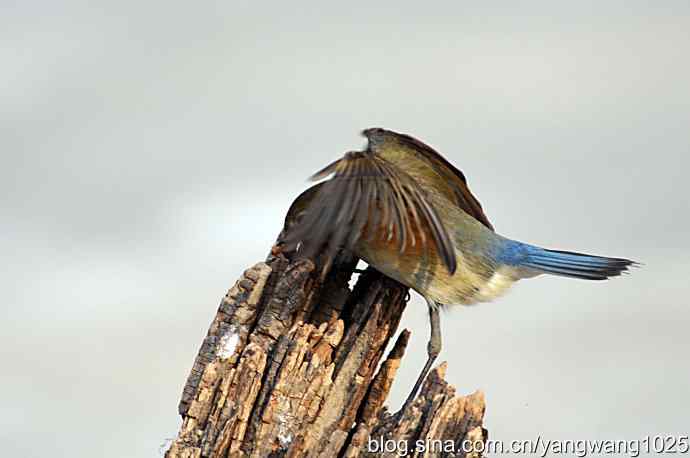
357, 243, 520, 306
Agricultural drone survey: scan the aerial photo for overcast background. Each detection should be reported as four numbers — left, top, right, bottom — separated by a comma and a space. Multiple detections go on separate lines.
2, 1, 689, 457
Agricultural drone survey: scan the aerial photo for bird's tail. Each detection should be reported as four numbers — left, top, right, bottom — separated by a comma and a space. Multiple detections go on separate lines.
519, 246, 635, 280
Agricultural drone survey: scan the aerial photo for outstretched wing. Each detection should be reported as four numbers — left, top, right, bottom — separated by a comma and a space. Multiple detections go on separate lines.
281, 151, 457, 274
363, 128, 494, 231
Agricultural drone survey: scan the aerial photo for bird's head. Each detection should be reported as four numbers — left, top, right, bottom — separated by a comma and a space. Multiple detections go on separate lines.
362, 127, 395, 151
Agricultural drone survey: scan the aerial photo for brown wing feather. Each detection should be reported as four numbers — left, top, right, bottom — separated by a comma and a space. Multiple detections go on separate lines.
364, 128, 494, 231
281, 151, 457, 274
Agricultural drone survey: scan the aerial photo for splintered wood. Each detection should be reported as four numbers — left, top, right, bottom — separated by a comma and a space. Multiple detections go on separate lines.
166, 255, 487, 458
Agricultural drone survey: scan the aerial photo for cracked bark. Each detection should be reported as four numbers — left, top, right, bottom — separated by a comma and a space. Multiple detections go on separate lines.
166, 248, 487, 458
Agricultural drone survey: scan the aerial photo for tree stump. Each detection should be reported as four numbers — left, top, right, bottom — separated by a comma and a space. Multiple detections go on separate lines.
165, 249, 487, 458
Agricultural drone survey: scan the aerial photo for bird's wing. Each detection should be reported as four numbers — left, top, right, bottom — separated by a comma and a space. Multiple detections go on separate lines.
281, 151, 457, 274
388, 132, 494, 231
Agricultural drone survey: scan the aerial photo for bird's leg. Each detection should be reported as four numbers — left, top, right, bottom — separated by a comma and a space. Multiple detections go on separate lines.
398, 299, 441, 416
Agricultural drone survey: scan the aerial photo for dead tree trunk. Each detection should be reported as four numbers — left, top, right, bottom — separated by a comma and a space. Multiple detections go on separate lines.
165, 248, 487, 458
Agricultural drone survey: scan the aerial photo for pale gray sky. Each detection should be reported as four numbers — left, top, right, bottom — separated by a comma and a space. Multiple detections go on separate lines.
1, 1, 689, 457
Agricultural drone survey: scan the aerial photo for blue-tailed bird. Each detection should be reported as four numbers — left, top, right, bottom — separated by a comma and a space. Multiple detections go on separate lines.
279, 127, 635, 413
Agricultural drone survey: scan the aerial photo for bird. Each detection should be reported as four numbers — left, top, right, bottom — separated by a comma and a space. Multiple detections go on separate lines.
278, 127, 635, 415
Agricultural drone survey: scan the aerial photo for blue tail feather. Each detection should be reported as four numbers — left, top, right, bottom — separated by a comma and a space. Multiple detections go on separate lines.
521, 247, 635, 280
498, 241, 636, 280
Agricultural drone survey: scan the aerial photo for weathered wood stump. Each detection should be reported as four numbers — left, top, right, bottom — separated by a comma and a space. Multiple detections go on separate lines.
165, 250, 487, 458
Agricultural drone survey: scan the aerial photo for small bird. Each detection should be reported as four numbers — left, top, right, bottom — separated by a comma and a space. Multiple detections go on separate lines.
279, 127, 635, 414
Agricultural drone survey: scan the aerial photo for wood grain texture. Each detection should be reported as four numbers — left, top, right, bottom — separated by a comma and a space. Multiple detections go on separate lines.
166, 250, 487, 458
